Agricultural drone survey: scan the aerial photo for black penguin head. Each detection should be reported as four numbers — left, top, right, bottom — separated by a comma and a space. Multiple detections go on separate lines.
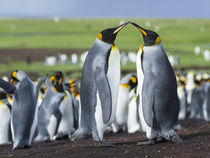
98, 21, 129, 44
128, 75, 138, 90
54, 71, 64, 85
10, 70, 19, 83
50, 71, 64, 92
131, 22, 161, 46
0, 90, 8, 100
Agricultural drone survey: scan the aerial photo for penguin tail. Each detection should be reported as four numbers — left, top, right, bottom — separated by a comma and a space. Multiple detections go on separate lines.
70, 127, 88, 142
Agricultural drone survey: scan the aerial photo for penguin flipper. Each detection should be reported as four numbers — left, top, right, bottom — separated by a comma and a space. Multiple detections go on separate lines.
142, 73, 156, 127
52, 109, 62, 135
0, 78, 15, 94
36, 74, 48, 91
94, 67, 112, 124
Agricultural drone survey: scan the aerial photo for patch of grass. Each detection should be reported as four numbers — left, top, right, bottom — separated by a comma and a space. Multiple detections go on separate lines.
0, 19, 209, 78
0, 19, 210, 52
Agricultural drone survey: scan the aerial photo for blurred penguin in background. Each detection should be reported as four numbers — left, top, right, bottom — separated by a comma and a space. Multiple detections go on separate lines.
0, 70, 47, 149
0, 90, 12, 145
176, 75, 188, 120
189, 75, 205, 119
127, 95, 142, 133
202, 74, 210, 122
35, 72, 74, 142
65, 78, 81, 130
112, 74, 138, 133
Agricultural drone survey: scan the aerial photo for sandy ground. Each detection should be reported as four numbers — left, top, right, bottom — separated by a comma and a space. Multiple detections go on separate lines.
0, 119, 209, 158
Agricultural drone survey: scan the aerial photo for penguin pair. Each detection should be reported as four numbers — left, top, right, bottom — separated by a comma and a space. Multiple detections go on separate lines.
112, 74, 138, 133
71, 21, 182, 146
35, 71, 74, 142
0, 70, 47, 149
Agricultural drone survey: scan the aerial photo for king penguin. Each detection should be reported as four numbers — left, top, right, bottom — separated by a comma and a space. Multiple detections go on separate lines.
34, 72, 68, 142
0, 70, 47, 149
131, 22, 182, 145
71, 22, 129, 146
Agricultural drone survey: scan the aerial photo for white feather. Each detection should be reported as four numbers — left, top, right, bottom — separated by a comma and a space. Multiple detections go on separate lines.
95, 46, 120, 140
0, 103, 11, 144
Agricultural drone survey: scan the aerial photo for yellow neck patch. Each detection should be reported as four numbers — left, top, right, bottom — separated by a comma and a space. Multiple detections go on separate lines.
178, 86, 184, 91
139, 44, 144, 54
53, 87, 59, 92
0, 100, 4, 105
50, 76, 55, 83
130, 76, 137, 83
98, 33, 102, 41
69, 79, 75, 84
59, 79, 63, 85
120, 83, 129, 88
112, 44, 117, 50
133, 96, 138, 100
155, 36, 161, 45
12, 71, 17, 78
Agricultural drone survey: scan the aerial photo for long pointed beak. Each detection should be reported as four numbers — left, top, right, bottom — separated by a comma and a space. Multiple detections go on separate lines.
113, 21, 130, 34
131, 22, 147, 36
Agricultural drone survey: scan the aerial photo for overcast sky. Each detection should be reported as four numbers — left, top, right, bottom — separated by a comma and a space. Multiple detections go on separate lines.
0, 0, 209, 18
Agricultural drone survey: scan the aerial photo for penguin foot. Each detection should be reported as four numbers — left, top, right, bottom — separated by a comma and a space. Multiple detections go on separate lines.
136, 138, 156, 146
96, 141, 116, 147
34, 135, 50, 143
53, 134, 69, 140
171, 135, 183, 144
71, 128, 87, 142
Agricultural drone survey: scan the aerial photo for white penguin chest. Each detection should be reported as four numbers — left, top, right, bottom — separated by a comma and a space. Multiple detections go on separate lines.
95, 46, 120, 139
136, 48, 151, 132
0, 104, 10, 144
105, 46, 121, 122
116, 86, 129, 124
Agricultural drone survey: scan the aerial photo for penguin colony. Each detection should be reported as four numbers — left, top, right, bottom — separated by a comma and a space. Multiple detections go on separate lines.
0, 22, 209, 149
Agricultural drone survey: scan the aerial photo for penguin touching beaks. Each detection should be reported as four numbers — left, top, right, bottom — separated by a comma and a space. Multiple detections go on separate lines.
0, 70, 48, 149
131, 22, 182, 145
71, 22, 129, 146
